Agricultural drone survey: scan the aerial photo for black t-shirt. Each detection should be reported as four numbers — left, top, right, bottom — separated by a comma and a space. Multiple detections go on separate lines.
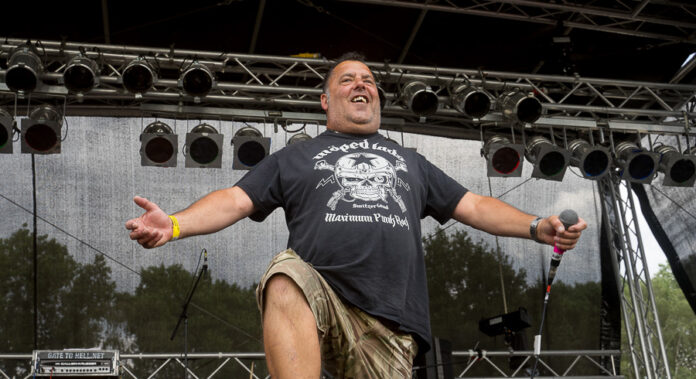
236, 130, 468, 351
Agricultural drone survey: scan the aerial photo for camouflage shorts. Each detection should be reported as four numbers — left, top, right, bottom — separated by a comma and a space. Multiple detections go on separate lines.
256, 249, 418, 379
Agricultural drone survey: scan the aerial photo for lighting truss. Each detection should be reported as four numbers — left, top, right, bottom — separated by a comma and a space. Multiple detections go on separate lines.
1, 37, 695, 143
337, 0, 696, 45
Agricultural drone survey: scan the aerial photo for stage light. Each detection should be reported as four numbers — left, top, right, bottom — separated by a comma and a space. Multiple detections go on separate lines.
499, 91, 542, 124
5, 44, 43, 94
185, 123, 223, 168
451, 84, 491, 119
568, 139, 611, 180
287, 132, 312, 145
179, 62, 215, 99
122, 57, 156, 95
0, 108, 14, 154
140, 121, 177, 167
614, 141, 659, 183
525, 136, 571, 181
21, 105, 62, 154
231, 127, 270, 170
654, 145, 696, 187
481, 135, 525, 177
63, 55, 100, 95
403, 81, 438, 116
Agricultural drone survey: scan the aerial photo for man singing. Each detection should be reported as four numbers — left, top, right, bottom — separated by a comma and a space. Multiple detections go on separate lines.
126, 52, 586, 378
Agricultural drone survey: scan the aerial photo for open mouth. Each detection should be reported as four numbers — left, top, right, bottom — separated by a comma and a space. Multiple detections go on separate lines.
351, 95, 368, 104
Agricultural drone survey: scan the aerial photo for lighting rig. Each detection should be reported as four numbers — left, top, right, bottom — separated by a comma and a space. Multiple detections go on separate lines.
0, 38, 694, 184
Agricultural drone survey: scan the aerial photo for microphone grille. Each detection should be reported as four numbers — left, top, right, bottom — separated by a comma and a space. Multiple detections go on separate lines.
559, 209, 579, 228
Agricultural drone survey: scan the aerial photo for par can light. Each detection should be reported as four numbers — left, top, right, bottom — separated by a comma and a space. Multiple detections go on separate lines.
123, 57, 156, 95
568, 139, 611, 179
499, 91, 542, 124
232, 127, 270, 170
179, 62, 215, 98
21, 105, 62, 154
451, 85, 491, 119
654, 145, 696, 187
63, 55, 100, 94
5, 44, 43, 94
140, 121, 177, 167
287, 132, 312, 145
614, 141, 659, 183
185, 123, 223, 168
481, 135, 524, 177
0, 108, 14, 154
525, 136, 570, 181
403, 81, 439, 116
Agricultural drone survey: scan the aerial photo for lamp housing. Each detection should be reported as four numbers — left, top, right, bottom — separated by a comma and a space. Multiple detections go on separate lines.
179, 62, 215, 99
499, 91, 542, 124
614, 141, 659, 183
525, 136, 571, 181
21, 105, 62, 154
451, 85, 491, 119
0, 108, 14, 154
403, 81, 439, 116
481, 135, 525, 177
568, 139, 611, 180
123, 57, 157, 95
63, 55, 100, 95
185, 123, 223, 168
287, 132, 312, 145
232, 127, 270, 170
5, 44, 43, 94
140, 121, 177, 167
654, 145, 696, 187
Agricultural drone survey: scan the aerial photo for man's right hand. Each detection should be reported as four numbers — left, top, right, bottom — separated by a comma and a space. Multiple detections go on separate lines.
125, 196, 173, 248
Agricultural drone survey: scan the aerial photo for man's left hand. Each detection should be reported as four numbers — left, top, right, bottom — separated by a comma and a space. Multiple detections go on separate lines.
537, 215, 588, 251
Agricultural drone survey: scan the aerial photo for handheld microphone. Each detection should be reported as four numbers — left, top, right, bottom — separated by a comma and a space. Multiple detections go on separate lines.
547, 209, 578, 286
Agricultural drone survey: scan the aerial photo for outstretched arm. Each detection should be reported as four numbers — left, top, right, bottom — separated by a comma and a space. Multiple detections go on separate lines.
452, 191, 587, 251
125, 186, 255, 248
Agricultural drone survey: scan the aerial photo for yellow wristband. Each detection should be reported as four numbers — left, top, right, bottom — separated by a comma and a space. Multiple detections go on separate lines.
169, 215, 180, 241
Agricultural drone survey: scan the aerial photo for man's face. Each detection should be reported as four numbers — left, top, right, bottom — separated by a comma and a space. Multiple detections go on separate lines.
321, 60, 380, 134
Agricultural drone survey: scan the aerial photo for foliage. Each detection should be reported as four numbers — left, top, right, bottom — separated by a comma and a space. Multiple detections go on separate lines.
424, 228, 601, 376
0, 227, 119, 376
620, 264, 696, 379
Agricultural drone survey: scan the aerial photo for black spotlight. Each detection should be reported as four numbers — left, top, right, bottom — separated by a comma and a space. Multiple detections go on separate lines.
451, 84, 491, 119
185, 123, 223, 168
21, 105, 62, 154
481, 135, 525, 177
525, 136, 571, 181
568, 139, 611, 180
0, 108, 14, 154
123, 57, 156, 96
403, 81, 439, 116
655, 145, 696, 187
5, 44, 43, 95
287, 132, 312, 145
140, 121, 177, 167
614, 141, 659, 183
232, 127, 270, 170
179, 62, 215, 100
63, 55, 100, 95
499, 91, 542, 124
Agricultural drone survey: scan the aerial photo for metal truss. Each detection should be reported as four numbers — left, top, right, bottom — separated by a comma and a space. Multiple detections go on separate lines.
451, 349, 622, 377
597, 174, 671, 379
0, 350, 621, 378
338, 0, 696, 44
1, 38, 696, 142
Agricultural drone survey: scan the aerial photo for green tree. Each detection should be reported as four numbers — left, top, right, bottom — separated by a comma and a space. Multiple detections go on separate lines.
650, 264, 696, 378
424, 228, 601, 376
117, 264, 265, 378
0, 227, 120, 376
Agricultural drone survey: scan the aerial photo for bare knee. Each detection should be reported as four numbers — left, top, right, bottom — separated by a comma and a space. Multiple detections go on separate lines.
263, 274, 309, 315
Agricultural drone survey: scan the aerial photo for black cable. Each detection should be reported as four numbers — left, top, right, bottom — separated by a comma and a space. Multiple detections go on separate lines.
0, 192, 262, 344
